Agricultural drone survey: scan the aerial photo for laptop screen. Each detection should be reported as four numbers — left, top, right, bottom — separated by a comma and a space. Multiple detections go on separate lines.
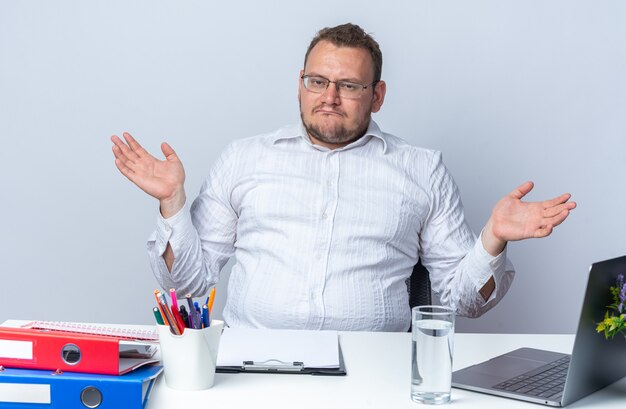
562, 255, 626, 406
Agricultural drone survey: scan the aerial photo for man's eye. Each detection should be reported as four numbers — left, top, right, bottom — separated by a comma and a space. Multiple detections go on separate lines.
310, 78, 327, 87
339, 82, 358, 91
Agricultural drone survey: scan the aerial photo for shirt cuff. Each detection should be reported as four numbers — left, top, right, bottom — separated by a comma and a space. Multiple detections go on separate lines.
151, 201, 194, 257
466, 230, 508, 303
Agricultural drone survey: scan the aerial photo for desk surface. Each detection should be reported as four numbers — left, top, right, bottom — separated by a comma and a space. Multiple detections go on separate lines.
148, 331, 625, 409
2, 321, 623, 408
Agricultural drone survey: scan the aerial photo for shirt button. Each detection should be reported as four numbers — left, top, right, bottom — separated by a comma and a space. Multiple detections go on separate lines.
316, 253, 322, 260
321, 212, 328, 219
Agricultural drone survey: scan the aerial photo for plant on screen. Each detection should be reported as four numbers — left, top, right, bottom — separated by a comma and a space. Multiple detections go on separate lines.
596, 274, 626, 339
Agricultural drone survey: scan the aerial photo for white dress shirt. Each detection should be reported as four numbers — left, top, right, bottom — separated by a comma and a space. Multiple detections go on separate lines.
148, 120, 515, 331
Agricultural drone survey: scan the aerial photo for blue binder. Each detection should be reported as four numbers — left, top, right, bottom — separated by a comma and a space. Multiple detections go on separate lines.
0, 364, 162, 408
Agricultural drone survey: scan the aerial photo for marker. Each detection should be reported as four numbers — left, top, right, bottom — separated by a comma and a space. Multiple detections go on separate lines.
179, 305, 189, 328
169, 288, 179, 311
152, 307, 164, 325
202, 304, 210, 328
185, 294, 199, 329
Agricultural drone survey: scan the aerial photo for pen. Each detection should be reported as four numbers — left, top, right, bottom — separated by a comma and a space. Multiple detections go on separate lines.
169, 288, 179, 311
158, 293, 181, 335
202, 304, 210, 328
171, 304, 186, 334
152, 307, 164, 325
208, 287, 216, 314
153, 290, 170, 327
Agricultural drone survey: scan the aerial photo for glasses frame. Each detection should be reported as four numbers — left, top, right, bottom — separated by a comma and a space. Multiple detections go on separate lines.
301, 74, 378, 99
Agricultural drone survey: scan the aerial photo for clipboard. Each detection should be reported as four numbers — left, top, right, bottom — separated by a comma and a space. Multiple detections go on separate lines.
215, 328, 347, 376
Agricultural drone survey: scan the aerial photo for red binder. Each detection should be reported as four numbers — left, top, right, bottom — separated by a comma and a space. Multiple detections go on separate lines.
0, 327, 158, 375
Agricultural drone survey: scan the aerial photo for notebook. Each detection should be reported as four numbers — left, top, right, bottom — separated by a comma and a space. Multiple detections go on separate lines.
452, 254, 626, 407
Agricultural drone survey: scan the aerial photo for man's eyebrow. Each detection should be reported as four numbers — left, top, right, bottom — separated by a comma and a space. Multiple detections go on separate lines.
304, 72, 366, 83
302, 72, 325, 78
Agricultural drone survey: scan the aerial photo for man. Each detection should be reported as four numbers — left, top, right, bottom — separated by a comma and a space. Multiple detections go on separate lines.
111, 23, 575, 331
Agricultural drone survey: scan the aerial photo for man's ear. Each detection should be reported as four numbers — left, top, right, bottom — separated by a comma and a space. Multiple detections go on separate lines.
371, 80, 386, 113
298, 69, 304, 101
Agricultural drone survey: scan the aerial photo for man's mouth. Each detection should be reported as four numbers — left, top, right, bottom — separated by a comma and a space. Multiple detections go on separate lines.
314, 108, 344, 117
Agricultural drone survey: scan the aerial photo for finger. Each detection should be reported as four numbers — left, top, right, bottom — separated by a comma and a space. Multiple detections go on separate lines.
112, 134, 140, 161
111, 134, 132, 153
161, 142, 178, 160
546, 209, 571, 229
111, 145, 136, 167
114, 157, 136, 180
111, 134, 123, 145
533, 224, 554, 239
542, 202, 574, 218
534, 210, 570, 239
543, 193, 574, 208
122, 132, 148, 158
510, 181, 534, 200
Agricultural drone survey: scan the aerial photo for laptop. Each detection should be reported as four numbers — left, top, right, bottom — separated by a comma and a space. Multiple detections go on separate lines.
452, 255, 626, 407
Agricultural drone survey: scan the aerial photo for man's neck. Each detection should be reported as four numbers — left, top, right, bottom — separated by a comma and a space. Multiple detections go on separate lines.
308, 133, 364, 150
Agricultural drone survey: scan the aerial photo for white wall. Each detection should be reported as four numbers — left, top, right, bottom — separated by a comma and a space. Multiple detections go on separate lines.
1, 0, 624, 333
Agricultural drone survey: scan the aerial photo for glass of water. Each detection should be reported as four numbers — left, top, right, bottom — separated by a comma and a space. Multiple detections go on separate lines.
411, 305, 455, 404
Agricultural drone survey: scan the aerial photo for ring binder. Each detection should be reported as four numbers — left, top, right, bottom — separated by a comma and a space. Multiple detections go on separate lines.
242, 360, 305, 372
0, 327, 159, 375
0, 364, 162, 408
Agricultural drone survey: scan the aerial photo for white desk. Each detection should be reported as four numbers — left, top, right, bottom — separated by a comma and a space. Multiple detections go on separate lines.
1, 321, 623, 408
148, 332, 626, 409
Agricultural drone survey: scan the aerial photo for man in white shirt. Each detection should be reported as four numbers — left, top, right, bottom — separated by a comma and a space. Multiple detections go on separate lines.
111, 23, 576, 331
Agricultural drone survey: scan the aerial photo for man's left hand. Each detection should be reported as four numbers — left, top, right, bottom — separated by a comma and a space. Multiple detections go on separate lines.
481, 181, 577, 256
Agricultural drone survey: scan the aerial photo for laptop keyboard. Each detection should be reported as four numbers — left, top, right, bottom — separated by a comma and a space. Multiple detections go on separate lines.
493, 356, 571, 401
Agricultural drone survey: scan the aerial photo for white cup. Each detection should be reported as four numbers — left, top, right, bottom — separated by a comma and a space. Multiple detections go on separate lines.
157, 320, 224, 390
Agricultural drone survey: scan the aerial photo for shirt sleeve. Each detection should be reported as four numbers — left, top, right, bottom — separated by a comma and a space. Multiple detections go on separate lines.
418, 151, 515, 318
146, 143, 238, 297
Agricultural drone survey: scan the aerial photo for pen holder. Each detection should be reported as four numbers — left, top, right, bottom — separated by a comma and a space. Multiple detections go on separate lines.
157, 320, 224, 390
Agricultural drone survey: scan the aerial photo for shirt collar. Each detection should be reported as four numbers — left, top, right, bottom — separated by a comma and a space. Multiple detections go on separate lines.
271, 120, 388, 154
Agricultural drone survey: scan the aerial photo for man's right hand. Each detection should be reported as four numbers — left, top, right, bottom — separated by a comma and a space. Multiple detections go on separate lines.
111, 132, 186, 218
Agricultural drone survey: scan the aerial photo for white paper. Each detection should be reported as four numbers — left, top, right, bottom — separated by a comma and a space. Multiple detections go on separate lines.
0, 339, 32, 360
217, 328, 340, 368
0, 383, 51, 404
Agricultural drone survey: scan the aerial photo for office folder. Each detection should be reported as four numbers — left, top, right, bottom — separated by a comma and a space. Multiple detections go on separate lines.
0, 327, 158, 375
216, 328, 346, 375
0, 364, 162, 409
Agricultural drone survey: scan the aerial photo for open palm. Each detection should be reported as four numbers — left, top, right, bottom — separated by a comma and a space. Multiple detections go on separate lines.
111, 132, 185, 201
491, 181, 576, 241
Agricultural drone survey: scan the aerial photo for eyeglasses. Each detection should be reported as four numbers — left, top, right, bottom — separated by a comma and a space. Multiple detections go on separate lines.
301, 75, 377, 99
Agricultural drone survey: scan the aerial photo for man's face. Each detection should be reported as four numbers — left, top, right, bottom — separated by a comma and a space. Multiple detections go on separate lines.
299, 40, 386, 149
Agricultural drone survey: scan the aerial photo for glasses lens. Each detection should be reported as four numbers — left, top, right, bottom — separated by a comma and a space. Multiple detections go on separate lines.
336, 81, 364, 99
304, 76, 328, 93
302, 76, 368, 99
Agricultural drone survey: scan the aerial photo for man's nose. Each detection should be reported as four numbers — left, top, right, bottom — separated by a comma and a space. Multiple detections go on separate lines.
321, 82, 341, 104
